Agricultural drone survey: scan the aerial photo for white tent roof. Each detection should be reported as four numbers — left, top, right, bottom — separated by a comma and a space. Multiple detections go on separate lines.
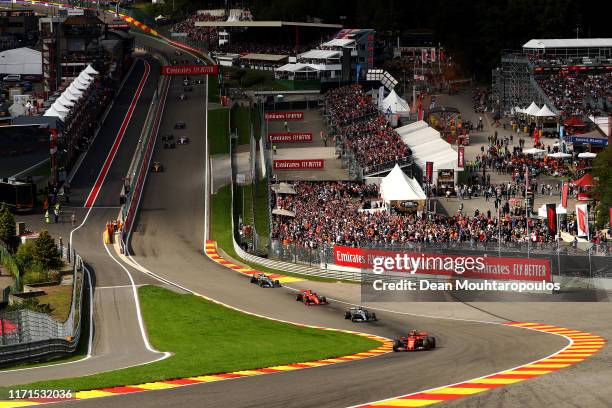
523, 147, 546, 155
44, 106, 66, 120
51, 101, 70, 113
322, 38, 355, 47
396, 120, 429, 137
547, 152, 572, 158
276, 63, 320, 72
62, 88, 81, 101
537, 203, 567, 219
535, 105, 557, 117
380, 164, 426, 202
523, 38, 612, 49
56, 94, 75, 107
0, 47, 42, 75
578, 152, 597, 158
299, 49, 341, 60
381, 89, 410, 114
525, 102, 540, 116
399, 125, 459, 171
66, 82, 83, 97
74, 76, 92, 89
84, 64, 99, 75
77, 71, 94, 82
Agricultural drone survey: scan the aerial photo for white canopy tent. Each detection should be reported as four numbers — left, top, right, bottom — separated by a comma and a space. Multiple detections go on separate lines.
537, 203, 567, 219
524, 102, 540, 116
84, 64, 99, 75
523, 147, 546, 155
535, 105, 557, 117
77, 71, 94, 83
62, 88, 81, 102
56, 94, 75, 108
547, 152, 572, 158
43, 106, 66, 121
67, 83, 84, 97
381, 89, 410, 114
395, 120, 428, 137
380, 164, 426, 202
51, 101, 70, 113
578, 152, 597, 158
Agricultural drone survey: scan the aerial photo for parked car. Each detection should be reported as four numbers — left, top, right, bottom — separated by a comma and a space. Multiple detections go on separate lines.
2, 74, 21, 82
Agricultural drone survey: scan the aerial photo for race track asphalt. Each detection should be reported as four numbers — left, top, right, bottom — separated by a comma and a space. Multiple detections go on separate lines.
1, 56, 164, 386
47, 39, 583, 408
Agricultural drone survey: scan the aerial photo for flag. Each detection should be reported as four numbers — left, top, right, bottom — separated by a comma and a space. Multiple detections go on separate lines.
430, 48, 436, 62
421, 48, 428, 63
546, 204, 557, 235
576, 204, 589, 237
609, 206, 612, 227
440, 49, 446, 62
561, 181, 569, 208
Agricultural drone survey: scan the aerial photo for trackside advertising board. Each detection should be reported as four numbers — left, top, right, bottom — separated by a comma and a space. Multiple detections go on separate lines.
273, 159, 324, 170
161, 65, 219, 75
268, 133, 313, 143
333, 245, 551, 282
264, 111, 304, 120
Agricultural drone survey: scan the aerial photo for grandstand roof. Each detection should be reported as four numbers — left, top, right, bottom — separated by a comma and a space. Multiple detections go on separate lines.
276, 63, 320, 72
299, 49, 341, 59
523, 38, 612, 49
240, 53, 288, 62
322, 38, 355, 47
194, 20, 342, 28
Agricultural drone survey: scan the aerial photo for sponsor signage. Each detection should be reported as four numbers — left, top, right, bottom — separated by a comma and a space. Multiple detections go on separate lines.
67, 8, 84, 15
161, 65, 218, 76
268, 132, 313, 143
264, 111, 304, 121
109, 23, 130, 29
425, 161, 433, 183
273, 159, 324, 170
333, 246, 551, 282
568, 136, 608, 146
576, 204, 589, 237
562, 181, 569, 208
458, 146, 465, 168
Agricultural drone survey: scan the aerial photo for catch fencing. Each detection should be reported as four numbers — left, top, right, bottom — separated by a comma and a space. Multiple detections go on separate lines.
0, 243, 88, 366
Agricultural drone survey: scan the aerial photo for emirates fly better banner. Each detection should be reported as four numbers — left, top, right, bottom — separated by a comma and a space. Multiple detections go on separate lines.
264, 111, 304, 121
334, 245, 551, 282
268, 133, 313, 143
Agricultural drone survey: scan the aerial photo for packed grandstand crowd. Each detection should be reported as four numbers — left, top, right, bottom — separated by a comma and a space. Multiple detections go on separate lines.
536, 71, 612, 116
271, 181, 569, 249
326, 84, 412, 171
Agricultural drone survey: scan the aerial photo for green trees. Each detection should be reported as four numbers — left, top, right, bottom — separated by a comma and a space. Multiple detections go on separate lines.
0, 203, 16, 247
32, 231, 62, 271
593, 147, 612, 229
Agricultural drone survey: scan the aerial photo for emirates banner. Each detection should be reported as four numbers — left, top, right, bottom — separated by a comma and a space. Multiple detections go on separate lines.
268, 133, 313, 143
264, 111, 304, 121
562, 181, 569, 208
333, 245, 551, 282
273, 159, 324, 170
161, 65, 218, 75
576, 204, 589, 237
458, 146, 465, 168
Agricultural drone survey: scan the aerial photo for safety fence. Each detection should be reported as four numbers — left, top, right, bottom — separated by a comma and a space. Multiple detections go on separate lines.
0, 244, 88, 366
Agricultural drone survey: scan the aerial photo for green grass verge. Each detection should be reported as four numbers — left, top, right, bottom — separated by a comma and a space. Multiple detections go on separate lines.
211, 186, 341, 283
208, 75, 219, 103
236, 184, 254, 226
0, 286, 380, 393
208, 108, 230, 155
252, 105, 262, 140
253, 179, 270, 244
231, 106, 251, 145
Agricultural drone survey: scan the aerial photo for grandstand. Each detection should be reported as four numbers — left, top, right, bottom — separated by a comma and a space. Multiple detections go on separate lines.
491, 38, 612, 115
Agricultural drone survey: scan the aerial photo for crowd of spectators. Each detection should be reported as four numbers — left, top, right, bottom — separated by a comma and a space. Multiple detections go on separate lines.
271, 181, 560, 249
325, 84, 411, 171
536, 71, 612, 116
172, 12, 225, 45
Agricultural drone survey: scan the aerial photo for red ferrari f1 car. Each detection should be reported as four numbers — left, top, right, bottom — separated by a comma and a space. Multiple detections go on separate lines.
393, 330, 436, 351
296, 290, 328, 305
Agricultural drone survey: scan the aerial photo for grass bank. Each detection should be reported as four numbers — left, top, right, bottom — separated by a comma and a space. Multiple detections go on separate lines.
0, 286, 380, 393
208, 108, 230, 155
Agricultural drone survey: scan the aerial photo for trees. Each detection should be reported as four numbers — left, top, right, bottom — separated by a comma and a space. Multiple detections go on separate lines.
593, 147, 612, 229
0, 203, 16, 247
32, 231, 61, 270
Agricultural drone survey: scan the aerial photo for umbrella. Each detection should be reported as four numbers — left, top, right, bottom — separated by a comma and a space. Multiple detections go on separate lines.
578, 152, 597, 159
523, 148, 546, 155
547, 152, 571, 158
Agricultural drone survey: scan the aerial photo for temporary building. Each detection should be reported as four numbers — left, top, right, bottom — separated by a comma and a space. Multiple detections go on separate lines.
77, 71, 94, 83
524, 102, 540, 116
51, 101, 70, 113
573, 173, 593, 187
84, 64, 99, 75
67, 83, 84, 96
271, 208, 296, 217
380, 164, 426, 202
535, 105, 558, 117
381, 89, 410, 114
395, 120, 428, 136
0, 47, 42, 75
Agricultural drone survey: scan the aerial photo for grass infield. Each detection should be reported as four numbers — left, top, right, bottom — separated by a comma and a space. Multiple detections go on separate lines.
0, 286, 380, 394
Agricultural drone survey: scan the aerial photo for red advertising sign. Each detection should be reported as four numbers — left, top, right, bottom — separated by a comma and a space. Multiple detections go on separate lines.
273, 159, 324, 170
458, 146, 465, 168
561, 181, 569, 208
333, 245, 551, 282
425, 161, 433, 183
268, 133, 313, 143
161, 65, 218, 76
264, 111, 304, 121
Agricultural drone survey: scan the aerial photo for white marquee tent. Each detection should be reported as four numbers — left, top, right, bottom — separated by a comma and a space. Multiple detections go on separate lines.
0, 47, 42, 75
381, 89, 410, 114
380, 164, 426, 202
44, 65, 98, 121
535, 104, 557, 117
84, 64, 99, 75
395, 122, 460, 184
524, 102, 540, 116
